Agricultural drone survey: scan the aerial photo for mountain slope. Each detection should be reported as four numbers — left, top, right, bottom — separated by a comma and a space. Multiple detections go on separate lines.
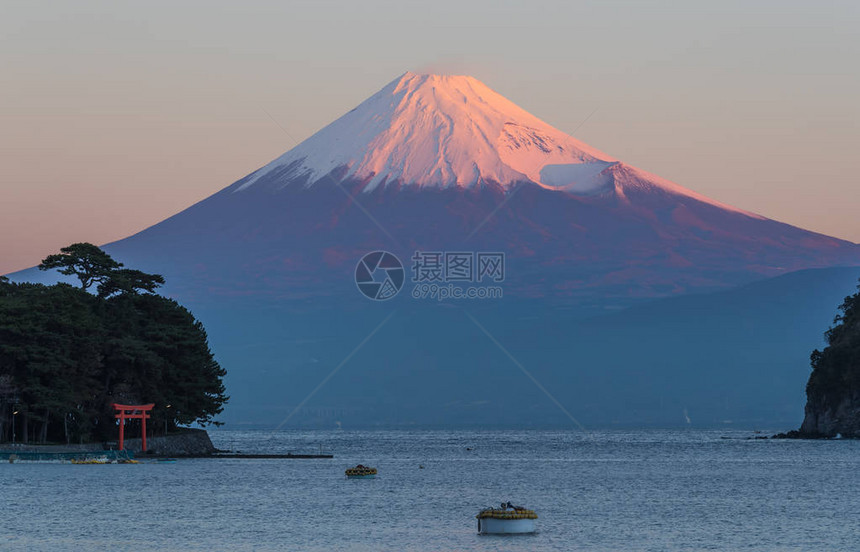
84, 177, 855, 306
233, 72, 760, 220
181, 266, 860, 427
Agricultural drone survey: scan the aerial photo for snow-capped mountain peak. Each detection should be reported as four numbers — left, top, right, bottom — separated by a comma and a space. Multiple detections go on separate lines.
233, 72, 764, 218
236, 71, 616, 192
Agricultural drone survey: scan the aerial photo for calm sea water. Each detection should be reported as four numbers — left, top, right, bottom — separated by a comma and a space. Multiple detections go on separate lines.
1, 429, 858, 551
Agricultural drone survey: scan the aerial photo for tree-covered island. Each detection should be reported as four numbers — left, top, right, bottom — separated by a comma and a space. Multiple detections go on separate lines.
0, 243, 227, 445
799, 280, 860, 437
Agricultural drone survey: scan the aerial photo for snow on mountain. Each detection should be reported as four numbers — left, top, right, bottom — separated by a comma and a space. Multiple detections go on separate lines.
234, 72, 760, 219
235, 72, 603, 191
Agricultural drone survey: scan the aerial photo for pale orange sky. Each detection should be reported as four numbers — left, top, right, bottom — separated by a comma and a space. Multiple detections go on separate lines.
2, 0, 859, 275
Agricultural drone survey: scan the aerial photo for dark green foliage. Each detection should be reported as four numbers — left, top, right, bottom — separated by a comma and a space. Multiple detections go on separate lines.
0, 282, 102, 443
806, 280, 860, 405
0, 244, 227, 444
96, 268, 165, 298
38, 242, 122, 290
101, 293, 227, 428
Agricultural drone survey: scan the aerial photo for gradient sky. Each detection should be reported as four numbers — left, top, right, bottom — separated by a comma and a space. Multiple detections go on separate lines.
2, 0, 858, 275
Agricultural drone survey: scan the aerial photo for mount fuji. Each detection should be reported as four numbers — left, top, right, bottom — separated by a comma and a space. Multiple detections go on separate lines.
75, 72, 857, 305
11, 72, 860, 427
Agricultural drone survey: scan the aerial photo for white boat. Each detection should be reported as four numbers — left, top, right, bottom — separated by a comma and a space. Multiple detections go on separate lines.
476, 502, 538, 534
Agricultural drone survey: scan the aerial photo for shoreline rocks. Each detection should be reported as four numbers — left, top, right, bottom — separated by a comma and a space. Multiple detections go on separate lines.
797, 391, 860, 438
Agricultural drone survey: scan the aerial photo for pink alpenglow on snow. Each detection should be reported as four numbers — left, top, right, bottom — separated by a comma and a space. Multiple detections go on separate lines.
236, 72, 759, 219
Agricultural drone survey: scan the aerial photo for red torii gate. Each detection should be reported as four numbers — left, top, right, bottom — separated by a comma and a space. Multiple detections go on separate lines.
112, 403, 154, 451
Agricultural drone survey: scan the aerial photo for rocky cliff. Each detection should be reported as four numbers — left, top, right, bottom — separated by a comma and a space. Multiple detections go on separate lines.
800, 391, 860, 437
798, 282, 860, 438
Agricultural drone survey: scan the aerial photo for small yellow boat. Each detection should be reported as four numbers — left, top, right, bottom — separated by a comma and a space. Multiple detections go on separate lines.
345, 464, 377, 479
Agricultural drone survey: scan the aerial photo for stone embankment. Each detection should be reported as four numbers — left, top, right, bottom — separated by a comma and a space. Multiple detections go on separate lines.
122, 428, 217, 456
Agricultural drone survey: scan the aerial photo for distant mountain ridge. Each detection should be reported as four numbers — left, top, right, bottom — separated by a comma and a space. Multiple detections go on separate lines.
176, 266, 860, 428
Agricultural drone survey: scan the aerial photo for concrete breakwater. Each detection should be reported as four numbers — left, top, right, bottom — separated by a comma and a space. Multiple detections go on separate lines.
1, 429, 217, 457
121, 428, 217, 456
2, 429, 334, 458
